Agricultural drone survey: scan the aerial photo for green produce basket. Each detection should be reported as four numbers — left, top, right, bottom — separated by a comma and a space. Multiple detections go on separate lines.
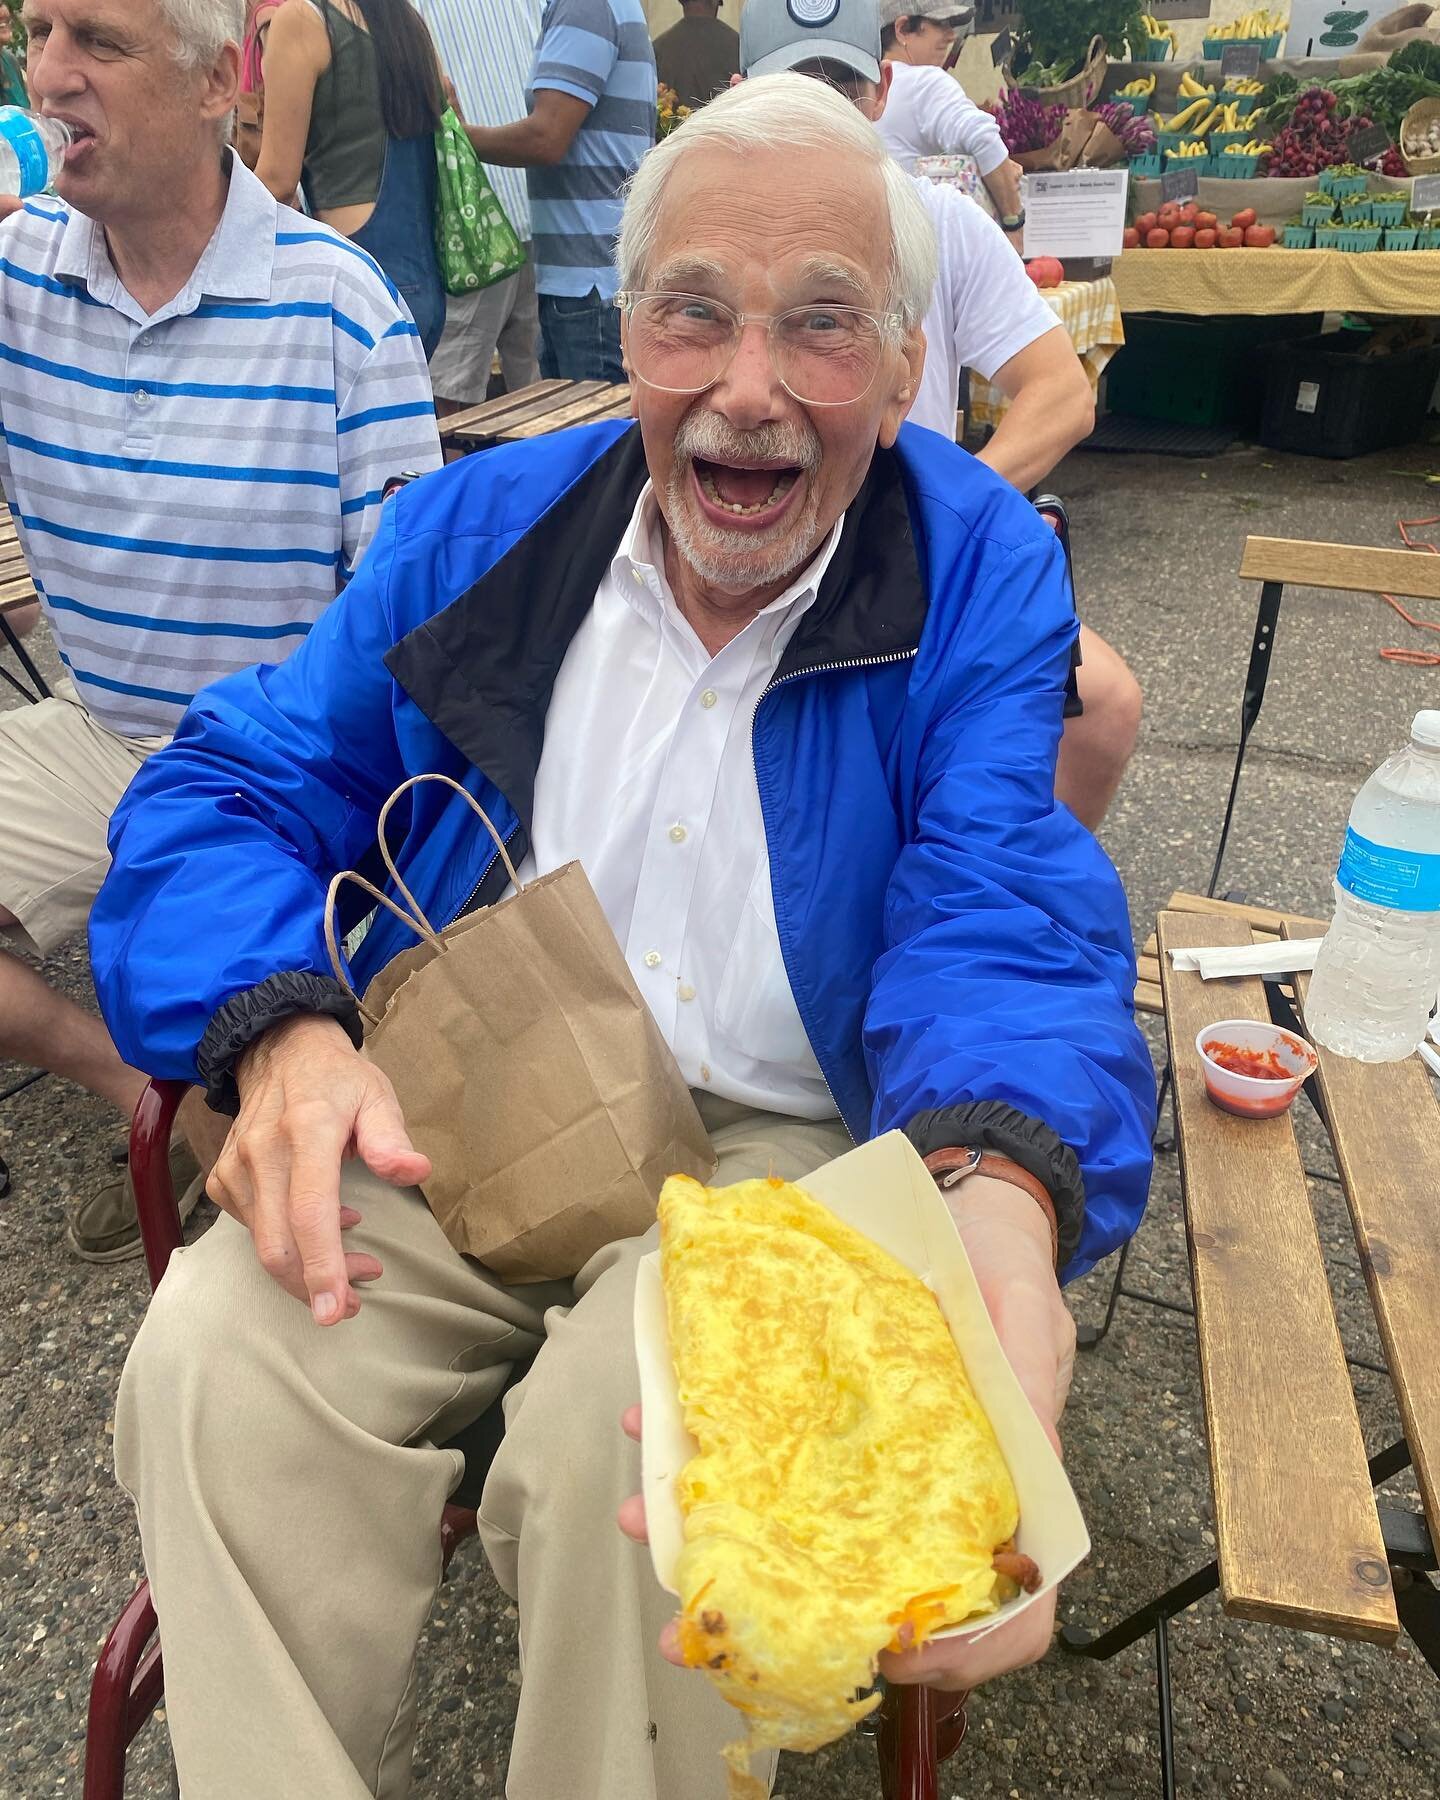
1417, 224, 1438, 248
1157, 130, 1205, 155
1218, 91, 1262, 116
1302, 201, 1335, 226
1336, 226, 1382, 251
1315, 226, 1342, 248
1282, 224, 1314, 248
1203, 31, 1282, 58
1129, 151, 1162, 178
1384, 227, 1419, 250
1371, 197, 1407, 227
1210, 129, 1252, 152
1114, 90, 1153, 115
1338, 198, 1373, 223
1212, 154, 1262, 178
1163, 149, 1211, 176
1319, 170, 1367, 198
1137, 36, 1173, 60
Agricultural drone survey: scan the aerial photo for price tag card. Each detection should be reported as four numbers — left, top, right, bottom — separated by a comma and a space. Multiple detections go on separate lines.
1023, 169, 1130, 257
1412, 173, 1440, 214
1349, 123, 1390, 165
1220, 44, 1262, 81
990, 28, 1014, 66
1161, 164, 1201, 203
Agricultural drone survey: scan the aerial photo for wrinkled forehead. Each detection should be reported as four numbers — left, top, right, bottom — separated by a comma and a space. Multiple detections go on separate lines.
647, 143, 892, 310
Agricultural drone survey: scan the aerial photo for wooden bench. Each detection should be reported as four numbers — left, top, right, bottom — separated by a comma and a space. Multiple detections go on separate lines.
439, 379, 632, 454
0, 505, 46, 702
1065, 907, 1440, 1795
1133, 890, 1327, 1016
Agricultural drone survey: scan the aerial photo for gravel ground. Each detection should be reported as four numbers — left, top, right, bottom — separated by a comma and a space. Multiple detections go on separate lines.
4, 439, 1440, 1798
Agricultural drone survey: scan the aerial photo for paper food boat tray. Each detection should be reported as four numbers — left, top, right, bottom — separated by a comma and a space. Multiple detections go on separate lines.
634, 1129, 1090, 1644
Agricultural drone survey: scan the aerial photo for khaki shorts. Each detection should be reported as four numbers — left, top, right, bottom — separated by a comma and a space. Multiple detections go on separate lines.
0, 681, 162, 957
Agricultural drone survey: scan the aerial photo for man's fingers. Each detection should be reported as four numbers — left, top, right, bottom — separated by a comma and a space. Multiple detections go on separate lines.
353, 1086, 432, 1188
282, 1120, 355, 1325
659, 1619, 686, 1668
621, 1403, 642, 1441
343, 1251, 384, 1286
617, 1493, 648, 1544
879, 1590, 1057, 1691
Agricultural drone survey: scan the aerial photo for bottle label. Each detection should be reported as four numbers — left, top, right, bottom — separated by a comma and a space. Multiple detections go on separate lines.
1336, 827, 1440, 912
0, 109, 48, 199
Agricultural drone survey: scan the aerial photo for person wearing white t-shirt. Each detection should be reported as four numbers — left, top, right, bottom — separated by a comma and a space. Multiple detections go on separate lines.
876, 1, 1025, 238
739, 0, 1142, 831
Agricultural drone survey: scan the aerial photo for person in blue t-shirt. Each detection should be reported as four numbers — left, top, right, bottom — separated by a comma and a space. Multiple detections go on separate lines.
465, 0, 655, 382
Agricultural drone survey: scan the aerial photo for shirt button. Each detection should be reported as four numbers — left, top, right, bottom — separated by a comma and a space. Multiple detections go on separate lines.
137, 333, 151, 348
133, 389, 150, 406
677, 982, 696, 1003
643, 950, 661, 969
668, 823, 687, 844
700, 689, 718, 709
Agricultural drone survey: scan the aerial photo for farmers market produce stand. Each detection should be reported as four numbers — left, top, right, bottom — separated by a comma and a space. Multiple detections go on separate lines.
1061, 908, 1440, 1800
968, 277, 1125, 429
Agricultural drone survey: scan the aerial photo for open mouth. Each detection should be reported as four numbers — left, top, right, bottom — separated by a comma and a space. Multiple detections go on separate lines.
691, 457, 803, 529
52, 117, 98, 164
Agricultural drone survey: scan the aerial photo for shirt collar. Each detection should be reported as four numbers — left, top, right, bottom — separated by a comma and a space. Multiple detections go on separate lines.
54, 150, 277, 310
611, 480, 846, 641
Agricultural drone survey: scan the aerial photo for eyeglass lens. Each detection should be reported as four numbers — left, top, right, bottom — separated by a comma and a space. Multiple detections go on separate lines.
625, 296, 884, 406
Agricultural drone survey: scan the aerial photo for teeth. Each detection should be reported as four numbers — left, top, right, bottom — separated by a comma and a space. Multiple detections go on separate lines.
697, 468, 796, 516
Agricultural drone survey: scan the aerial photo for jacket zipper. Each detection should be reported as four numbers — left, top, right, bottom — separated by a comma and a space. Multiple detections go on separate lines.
751, 646, 920, 1141
451, 824, 524, 926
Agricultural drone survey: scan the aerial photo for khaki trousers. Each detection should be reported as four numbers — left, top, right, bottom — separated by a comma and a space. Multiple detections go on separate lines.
114, 1096, 851, 1799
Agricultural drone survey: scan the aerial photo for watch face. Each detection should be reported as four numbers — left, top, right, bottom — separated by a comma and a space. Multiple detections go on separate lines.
787, 0, 841, 25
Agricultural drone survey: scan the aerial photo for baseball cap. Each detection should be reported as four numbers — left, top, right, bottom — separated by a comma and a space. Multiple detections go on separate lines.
878, 1, 975, 25
740, 0, 884, 85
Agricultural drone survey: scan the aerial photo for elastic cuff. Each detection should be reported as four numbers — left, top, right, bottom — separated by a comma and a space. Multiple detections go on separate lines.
903, 1102, 1086, 1270
197, 972, 362, 1115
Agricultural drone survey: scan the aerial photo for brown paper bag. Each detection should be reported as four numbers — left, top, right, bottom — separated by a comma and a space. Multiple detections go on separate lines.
325, 774, 716, 1282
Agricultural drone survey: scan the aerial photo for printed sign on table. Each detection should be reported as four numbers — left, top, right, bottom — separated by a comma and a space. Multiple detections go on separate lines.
1022, 169, 1129, 258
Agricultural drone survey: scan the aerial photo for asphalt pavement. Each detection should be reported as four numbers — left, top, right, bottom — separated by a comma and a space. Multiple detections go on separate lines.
4, 438, 1440, 1798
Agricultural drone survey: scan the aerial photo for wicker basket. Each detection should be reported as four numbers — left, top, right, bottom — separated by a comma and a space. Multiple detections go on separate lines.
1007, 36, 1108, 111
1400, 99, 1440, 175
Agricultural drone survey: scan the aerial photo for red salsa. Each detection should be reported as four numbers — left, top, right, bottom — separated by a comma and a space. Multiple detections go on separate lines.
1202, 1040, 1291, 1082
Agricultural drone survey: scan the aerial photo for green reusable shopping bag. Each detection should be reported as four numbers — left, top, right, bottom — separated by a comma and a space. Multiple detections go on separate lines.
433, 107, 525, 297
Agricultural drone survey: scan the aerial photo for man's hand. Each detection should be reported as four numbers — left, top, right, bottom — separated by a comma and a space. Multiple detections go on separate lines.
206, 1013, 432, 1326
881, 1174, 1074, 1690
616, 1176, 1076, 1689
0, 194, 24, 223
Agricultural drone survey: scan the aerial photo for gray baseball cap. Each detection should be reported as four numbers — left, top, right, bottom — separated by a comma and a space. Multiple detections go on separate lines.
878, 1, 975, 25
740, 0, 884, 85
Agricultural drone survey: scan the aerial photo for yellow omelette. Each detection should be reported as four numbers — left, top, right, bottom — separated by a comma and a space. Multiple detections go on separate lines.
658, 1171, 1027, 1793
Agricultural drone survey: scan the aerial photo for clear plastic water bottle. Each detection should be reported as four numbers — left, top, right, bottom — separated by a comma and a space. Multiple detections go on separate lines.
0, 108, 72, 199
1307, 711, 1440, 1062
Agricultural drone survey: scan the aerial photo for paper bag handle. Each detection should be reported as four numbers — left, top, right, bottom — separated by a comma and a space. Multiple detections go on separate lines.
323, 868, 444, 1027
374, 773, 523, 932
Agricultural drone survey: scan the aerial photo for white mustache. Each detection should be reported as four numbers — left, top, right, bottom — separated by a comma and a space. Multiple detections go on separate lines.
674, 411, 822, 474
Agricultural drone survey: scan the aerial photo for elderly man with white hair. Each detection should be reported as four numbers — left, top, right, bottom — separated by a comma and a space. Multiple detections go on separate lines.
91, 73, 1153, 1800
0, 0, 440, 1260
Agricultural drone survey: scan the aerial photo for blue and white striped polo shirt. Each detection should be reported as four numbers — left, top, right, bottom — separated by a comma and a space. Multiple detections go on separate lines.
411, 0, 538, 240
0, 153, 442, 739
527, 0, 656, 300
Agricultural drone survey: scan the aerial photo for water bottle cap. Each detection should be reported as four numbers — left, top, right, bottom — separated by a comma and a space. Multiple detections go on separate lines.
1413, 711, 1440, 748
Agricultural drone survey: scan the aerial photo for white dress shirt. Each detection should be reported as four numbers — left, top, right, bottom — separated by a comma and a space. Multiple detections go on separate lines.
511, 483, 845, 1119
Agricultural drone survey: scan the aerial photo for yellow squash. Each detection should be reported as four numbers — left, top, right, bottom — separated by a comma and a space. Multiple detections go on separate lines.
659, 1172, 1024, 1794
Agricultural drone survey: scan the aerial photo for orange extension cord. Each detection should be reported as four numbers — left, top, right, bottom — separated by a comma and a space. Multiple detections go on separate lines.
1379, 515, 1440, 667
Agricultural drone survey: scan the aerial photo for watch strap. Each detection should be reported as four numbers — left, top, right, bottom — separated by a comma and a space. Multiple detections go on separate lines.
922, 1145, 1060, 1267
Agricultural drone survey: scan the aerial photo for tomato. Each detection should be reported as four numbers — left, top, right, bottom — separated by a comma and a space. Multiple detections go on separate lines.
1231, 207, 1258, 230
1158, 203, 1182, 229
1178, 202, 1199, 226
1244, 225, 1277, 247
1194, 227, 1218, 248
1196, 210, 1218, 230
1025, 256, 1066, 288
1146, 228, 1171, 248
1216, 227, 1245, 247
1170, 225, 1197, 248
1123, 226, 1142, 249
1136, 211, 1159, 235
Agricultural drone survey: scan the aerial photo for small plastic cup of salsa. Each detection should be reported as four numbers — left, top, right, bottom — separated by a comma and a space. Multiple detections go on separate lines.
1195, 1019, 1318, 1119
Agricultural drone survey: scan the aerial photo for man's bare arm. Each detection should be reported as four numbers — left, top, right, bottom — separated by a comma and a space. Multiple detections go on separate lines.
977, 326, 1095, 494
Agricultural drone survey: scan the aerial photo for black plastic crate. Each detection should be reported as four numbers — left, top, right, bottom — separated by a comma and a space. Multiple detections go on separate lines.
1260, 333, 1440, 459
1104, 313, 1323, 431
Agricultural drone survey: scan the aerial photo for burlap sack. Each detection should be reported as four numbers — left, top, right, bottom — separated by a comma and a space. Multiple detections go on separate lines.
1015, 109, 1107, 173
325, 774, 716, 1281
1359, 5, 1440, 56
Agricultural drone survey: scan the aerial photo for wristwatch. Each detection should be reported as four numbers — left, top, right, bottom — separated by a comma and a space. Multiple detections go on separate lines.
1000, 208, 1026, 232
922, 1145, 1059, 1266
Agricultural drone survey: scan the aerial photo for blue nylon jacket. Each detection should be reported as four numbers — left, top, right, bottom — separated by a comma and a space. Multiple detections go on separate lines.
90, 420, 1154, 1282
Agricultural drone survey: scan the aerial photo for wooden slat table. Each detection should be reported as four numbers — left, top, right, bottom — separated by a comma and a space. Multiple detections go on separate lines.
1133, 889, 1327, 1017
0, 504, 45, 702
1065, 907, 1440, 1798
440, 379, 632, 454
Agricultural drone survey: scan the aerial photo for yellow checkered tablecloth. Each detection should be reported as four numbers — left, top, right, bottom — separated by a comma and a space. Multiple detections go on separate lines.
967, 277, 1125, 431
1111, 247, 1440, 317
